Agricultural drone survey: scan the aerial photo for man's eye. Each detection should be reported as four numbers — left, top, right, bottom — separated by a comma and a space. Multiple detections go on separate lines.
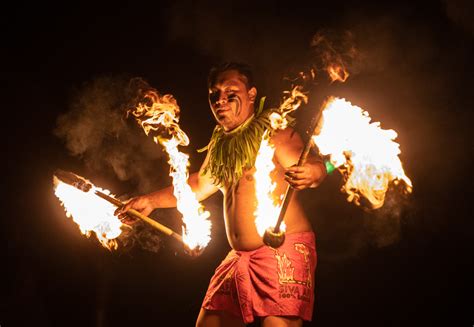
209, 91, 220, 104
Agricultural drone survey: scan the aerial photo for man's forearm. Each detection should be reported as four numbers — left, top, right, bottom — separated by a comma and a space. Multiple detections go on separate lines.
147, 172, 217, 208
147, 185, 178, 208
308, 156, 327, 188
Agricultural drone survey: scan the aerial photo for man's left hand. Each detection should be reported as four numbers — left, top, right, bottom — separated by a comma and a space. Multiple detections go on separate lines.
284, 162, 326, 190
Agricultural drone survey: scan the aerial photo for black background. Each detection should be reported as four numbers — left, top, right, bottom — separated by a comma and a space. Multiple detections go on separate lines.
2, 1, 473, 326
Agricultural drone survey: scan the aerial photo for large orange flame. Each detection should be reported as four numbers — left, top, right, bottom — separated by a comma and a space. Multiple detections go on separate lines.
53, 176, 122, 250
253, 87, 308, 236
312, 97, 413, 208
129, 90, 211, 251
254, 133, 282, 236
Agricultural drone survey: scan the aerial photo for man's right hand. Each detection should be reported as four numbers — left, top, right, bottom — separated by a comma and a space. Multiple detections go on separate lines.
114, 195, 156, 225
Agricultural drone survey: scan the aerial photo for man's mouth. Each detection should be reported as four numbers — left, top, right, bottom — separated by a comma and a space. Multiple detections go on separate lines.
216, 106, 231, 115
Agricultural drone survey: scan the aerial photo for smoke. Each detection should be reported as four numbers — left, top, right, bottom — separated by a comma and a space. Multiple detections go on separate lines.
117, 222, 162, 254
52, 2, 471, 260
54, 75, 168, 194
54, 76, 201, 253
444, 0, 474, 36
309, 29, 362, 81
164, 3, 427, 259
363, 182, 413, 248
302, 10, 472, 260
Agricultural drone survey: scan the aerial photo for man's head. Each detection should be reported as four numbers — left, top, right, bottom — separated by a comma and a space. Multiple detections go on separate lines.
208, 62, 257, 131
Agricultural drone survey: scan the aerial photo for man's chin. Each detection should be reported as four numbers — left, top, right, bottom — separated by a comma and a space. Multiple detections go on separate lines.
216, 115, 231, 124
217, 118, 236, 131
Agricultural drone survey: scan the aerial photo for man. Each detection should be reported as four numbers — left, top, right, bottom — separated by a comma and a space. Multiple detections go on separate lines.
118, 62, 327, 326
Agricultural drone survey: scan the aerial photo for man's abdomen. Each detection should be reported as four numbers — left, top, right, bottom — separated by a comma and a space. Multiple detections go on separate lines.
223, 181, 312, 251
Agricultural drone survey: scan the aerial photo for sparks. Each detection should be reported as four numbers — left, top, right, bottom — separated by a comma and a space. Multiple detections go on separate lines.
312, 97, 413, 209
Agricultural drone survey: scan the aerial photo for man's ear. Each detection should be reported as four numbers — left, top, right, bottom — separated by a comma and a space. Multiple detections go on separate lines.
248, 87, 257, 102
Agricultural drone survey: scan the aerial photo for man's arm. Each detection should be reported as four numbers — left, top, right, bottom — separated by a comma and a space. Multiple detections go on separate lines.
272, 127, 327, 190
116, 151, 219, 221
187, 150, 220, 200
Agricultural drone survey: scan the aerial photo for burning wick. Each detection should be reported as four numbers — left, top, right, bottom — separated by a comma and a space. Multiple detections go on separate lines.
53, 170, 193, 252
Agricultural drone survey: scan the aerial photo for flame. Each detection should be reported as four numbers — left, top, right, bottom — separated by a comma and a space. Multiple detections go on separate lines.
327, 64, 349, 83
163, 138, 211, 250
253, 132, 283, 236
269, 86, 307, 130
312, 97, 413, 209
132, 92, 189, 146
253, 87, 308, 235
53, 176, 122, 249
310, 30, 352, 83
129, 90, 211, 251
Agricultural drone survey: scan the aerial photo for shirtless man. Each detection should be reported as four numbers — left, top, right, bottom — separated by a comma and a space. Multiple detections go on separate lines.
118, 62, 327, 326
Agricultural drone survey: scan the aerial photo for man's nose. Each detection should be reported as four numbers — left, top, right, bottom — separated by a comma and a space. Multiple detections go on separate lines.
216, 93, 228, 105
209, 91, 227, 106
216, 96, 227, 105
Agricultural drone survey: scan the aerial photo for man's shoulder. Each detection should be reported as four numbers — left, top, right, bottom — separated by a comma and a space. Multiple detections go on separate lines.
271, 127, 298, 144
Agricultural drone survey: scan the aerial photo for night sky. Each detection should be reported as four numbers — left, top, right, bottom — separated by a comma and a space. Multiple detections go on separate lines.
2, 1, 473, 326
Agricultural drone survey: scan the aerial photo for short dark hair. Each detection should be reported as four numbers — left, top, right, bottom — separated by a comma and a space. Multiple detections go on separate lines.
207, 62, 255, 89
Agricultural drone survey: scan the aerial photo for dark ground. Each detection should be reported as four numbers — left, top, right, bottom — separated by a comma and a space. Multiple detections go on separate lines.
2, 1, 473, 326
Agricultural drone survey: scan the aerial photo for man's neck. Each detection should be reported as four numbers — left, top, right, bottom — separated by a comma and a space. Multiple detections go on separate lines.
224, 113, 255, 134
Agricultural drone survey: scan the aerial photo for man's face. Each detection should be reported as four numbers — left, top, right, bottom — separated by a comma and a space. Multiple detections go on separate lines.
208, 70, 257, 131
